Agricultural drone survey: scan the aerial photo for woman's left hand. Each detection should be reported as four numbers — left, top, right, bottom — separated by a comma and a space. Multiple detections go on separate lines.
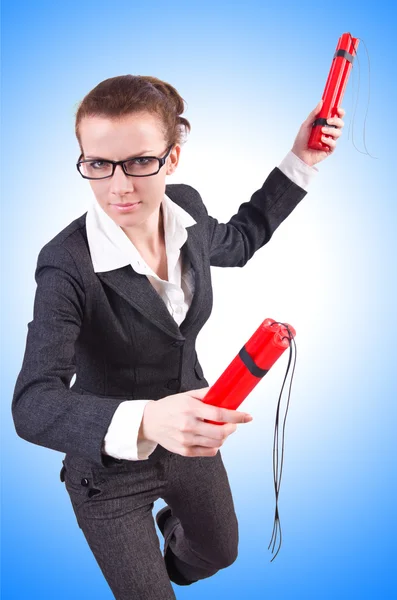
291, 99, 346, 167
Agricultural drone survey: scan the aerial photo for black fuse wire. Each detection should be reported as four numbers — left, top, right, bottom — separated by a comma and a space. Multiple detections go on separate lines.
267, 321, 297, 561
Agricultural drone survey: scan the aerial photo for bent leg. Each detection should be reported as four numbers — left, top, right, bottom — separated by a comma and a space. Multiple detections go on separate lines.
160, 449, 239, 584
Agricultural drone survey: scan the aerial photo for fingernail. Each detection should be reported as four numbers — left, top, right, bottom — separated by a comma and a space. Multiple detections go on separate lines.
245, 414, 253, 421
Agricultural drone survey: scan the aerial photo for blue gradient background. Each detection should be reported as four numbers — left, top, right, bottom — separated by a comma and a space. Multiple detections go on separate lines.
2, 1, 396, 598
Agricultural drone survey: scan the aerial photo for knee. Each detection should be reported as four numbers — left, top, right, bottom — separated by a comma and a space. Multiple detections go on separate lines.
212, 516, 239, 569
213, 543, 238, 570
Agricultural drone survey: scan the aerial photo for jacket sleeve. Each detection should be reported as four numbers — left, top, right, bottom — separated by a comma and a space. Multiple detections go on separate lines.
11, 243, 125, 468
202, 166, 307, 267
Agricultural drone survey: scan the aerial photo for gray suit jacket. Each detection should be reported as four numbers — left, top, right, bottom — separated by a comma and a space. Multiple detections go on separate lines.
11, 167, 307, 468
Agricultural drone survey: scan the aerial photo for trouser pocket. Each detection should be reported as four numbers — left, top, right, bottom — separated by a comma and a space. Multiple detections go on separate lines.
63, 460, 103, 509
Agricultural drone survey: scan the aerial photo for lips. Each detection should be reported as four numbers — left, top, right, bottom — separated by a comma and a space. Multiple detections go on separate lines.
110, 201, 142, 213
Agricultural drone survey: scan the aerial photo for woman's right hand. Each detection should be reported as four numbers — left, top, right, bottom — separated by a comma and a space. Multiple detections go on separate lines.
140, 387, 253, 457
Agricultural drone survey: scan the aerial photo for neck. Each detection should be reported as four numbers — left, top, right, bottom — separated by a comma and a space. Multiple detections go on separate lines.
121, 203, 165, 255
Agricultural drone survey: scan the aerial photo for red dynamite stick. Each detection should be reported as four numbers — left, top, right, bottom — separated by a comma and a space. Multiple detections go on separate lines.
202, 318, 296, 425
308, 32, 359, 152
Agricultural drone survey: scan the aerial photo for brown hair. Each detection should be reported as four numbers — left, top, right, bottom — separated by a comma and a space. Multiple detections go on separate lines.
74, 75, 191, 156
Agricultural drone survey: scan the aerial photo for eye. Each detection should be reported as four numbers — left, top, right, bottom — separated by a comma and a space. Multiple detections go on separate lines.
90, 161, 108, 169
131, 157, 150, 165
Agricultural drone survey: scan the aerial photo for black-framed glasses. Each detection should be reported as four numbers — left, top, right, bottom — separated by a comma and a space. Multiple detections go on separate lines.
76, 144, 173, 179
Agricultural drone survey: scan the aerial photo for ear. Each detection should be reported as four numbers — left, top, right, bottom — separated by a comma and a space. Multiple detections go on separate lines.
166, 144, 181, 175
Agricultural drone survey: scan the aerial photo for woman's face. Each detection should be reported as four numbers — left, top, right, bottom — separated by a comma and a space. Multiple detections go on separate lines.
79, 111, 180, 232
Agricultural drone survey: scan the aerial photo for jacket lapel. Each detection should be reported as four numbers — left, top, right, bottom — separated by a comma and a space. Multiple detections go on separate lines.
96, 221, 204, 340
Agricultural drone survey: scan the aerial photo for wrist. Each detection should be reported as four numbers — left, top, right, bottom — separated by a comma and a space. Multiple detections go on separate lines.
139, 400, 156, 443
291, 148, 315, 168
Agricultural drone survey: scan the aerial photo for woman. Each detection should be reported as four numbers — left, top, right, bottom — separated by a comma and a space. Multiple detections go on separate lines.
12, 75, 345, 599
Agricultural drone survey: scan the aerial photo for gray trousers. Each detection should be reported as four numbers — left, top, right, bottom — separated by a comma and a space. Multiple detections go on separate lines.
60, 444, 239, 599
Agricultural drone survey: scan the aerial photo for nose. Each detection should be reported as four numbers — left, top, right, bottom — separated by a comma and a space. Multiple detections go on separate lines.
109, 163, 135, 194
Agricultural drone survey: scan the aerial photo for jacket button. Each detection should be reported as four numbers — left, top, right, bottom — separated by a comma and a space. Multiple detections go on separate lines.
172, 340, 184, 347
81, 478, 89, 486
166, 379, 180, 390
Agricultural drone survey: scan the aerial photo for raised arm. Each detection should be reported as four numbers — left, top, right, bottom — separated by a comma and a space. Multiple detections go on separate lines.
203, 165, 307, 268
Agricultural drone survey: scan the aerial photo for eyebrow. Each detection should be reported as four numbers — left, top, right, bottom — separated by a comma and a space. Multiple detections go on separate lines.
85, 150, 153, 160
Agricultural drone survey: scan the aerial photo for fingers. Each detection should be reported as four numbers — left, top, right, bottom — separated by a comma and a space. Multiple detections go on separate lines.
321, 135, 337, 150
322, 126, 342, 139
178, 428, 234, 449
306, 102, 345, 126
195, 420, 237, 441
187, 389, 253, 425
173, 393, 252, 457
198, 403, 252, 424
175, 423, 238, 456
321, 107, 345, 152
326, 116, 344, 129
181, 445, 220, 457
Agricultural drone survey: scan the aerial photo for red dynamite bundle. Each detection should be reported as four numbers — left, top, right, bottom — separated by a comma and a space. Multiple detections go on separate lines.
309, 32, 359, 152
202, 318, 296, 424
